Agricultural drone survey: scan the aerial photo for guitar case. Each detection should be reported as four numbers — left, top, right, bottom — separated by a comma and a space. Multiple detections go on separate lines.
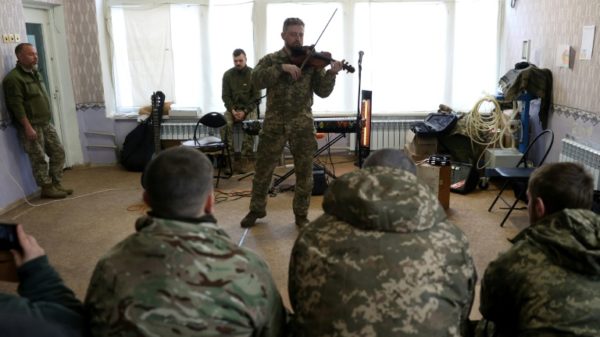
120, 119, 153, 172
120, 91, 165, 172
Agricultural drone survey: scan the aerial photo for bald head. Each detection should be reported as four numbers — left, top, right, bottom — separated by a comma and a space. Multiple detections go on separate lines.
363, 148, 417, 174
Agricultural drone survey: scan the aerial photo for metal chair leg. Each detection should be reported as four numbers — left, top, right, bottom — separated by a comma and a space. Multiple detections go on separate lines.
489, 180, 510, 212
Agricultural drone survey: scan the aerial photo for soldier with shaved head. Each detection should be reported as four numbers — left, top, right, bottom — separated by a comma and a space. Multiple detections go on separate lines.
85, 147, 286, 337
288, 149, 476, 337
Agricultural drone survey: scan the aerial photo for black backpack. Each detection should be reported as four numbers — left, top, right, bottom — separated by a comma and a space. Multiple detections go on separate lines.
120, 119, 154, 172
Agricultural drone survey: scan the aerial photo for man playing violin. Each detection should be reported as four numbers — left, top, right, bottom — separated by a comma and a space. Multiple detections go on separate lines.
241, 17, 343, 228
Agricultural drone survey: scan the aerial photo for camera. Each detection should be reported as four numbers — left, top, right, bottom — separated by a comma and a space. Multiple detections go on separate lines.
0, 223, 21, 251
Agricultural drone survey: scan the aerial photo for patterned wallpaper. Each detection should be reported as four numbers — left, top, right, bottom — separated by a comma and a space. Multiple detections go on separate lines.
503, 0, 600, 122
0, 0, 26, 126
64, 0, 104, 105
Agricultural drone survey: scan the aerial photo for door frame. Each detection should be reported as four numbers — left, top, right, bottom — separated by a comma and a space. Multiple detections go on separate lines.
23, 3, 83, 166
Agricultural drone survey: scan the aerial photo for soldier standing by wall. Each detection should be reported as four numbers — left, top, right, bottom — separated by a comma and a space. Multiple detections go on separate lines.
241, 17, 343, 228
2, 43, 72, 199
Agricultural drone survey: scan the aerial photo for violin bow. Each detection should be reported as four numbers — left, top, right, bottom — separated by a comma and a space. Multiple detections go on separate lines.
299, 8, 338, 70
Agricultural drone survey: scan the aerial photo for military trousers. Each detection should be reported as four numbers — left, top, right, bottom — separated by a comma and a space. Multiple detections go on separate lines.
249, 120, 317, 218
18, 123, 66, 186
222, 109, 257, 159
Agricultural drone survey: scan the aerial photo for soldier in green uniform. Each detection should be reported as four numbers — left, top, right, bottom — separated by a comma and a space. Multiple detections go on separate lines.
288, 149, 477, 337
2, 43, 72, 199
478, 162, 600, 337
85, 147, 286, 337
241, 17, 343, 228
221, 48, 260, 174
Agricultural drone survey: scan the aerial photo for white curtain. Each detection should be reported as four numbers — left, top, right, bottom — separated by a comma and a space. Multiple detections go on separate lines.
104, 0, 500, 116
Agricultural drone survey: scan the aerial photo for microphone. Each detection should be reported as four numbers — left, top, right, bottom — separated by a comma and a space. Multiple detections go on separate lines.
358, 51, 364, 65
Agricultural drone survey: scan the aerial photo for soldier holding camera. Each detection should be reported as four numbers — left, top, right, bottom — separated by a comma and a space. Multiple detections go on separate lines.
0, 224, 84, 336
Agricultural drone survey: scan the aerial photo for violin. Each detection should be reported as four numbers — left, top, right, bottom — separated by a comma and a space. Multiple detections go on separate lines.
290, 46, 355, 73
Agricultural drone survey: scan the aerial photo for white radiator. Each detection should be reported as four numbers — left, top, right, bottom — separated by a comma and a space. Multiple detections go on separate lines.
559, 138, 600, 190
370, 119, 420, 150
161, 119, 212, 140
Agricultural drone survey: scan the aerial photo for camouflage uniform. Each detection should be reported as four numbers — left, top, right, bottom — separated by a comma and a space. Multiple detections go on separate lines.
478, 209, 600, 337
249, 48, 336, 219
2, 64, 66, 187
85, 214, 287, 337
221, 66, 260, 159
289, 166, 477, 337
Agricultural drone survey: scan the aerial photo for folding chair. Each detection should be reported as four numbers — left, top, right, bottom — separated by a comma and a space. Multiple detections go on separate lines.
182, 112, 232, 187
488, 129, 554, 227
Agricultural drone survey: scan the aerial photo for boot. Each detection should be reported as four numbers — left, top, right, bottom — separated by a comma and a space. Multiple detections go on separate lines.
241, 210, 266, 228
53, 182, 73, 195
41, 184, 67, 199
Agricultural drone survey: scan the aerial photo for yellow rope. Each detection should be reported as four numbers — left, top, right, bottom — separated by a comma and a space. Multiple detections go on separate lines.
463, 96, 518, 169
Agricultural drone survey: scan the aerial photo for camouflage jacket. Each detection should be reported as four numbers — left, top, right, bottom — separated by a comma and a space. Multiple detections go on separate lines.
2, 64, 52, 126
85, 214, 286, 337
222, 66, 260, 113
479, 209, 600, 337
289, 166, 477, 337
252, 48, 336, 129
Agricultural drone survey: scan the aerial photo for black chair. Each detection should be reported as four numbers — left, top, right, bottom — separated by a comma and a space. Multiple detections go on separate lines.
488, 129, 554, 227
182, 112, 232, 187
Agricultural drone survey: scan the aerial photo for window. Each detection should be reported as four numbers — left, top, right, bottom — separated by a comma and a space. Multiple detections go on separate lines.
104, 0, 499, 116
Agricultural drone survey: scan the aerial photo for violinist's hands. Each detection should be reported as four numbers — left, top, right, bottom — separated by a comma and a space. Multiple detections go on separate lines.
328, 60, 343, 75
282, 64, 302, 81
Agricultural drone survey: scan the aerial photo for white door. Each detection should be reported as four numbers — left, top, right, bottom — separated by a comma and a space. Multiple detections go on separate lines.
23, 6, 82, 166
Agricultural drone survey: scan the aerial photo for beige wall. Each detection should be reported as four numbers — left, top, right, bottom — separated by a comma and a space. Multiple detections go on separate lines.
502, 0, 599, 159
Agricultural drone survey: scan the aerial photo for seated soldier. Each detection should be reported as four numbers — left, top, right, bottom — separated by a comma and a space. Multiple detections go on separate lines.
221, 48, 260, 174
478, 162, 600, 337
0, 224, 85, 337
85, 147, 286, 337
288, 148, 477, 337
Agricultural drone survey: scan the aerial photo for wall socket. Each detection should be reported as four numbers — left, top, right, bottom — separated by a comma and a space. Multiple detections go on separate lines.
15, 34, 20, 42
8, 34, 15, 43
2, 34, 9, 43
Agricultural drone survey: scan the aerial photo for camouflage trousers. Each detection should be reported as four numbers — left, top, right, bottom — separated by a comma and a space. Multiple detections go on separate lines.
249, 120, 317, 218
221, 109, 257, 159
18, 123, 66, 186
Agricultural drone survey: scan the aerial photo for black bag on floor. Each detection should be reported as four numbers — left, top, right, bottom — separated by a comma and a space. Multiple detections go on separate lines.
120, 120, 154, 172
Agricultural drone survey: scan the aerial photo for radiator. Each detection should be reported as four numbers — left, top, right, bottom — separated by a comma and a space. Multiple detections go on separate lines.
559, 138, 600, 190
369, 119, 420, 150
161, 119, 212, 140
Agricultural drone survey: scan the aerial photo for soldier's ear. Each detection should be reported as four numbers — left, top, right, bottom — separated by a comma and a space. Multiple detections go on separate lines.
533, 196, 546, 220
204, 190, 215, 215
143, 190, 151, 207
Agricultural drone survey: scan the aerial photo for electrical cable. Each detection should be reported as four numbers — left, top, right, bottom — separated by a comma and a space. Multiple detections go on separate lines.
463, 96, 518, 169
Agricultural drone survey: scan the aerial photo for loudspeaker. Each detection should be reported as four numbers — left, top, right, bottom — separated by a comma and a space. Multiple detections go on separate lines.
312, 165, 328, 196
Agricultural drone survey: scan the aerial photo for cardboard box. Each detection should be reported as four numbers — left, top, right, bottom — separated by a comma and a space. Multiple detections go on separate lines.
416, 163, 451, 210
408, 132, 438, 156
404, 143, 429, 163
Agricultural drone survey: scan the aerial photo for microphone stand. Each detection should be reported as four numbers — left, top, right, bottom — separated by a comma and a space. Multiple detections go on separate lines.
355, 52, 364, 167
